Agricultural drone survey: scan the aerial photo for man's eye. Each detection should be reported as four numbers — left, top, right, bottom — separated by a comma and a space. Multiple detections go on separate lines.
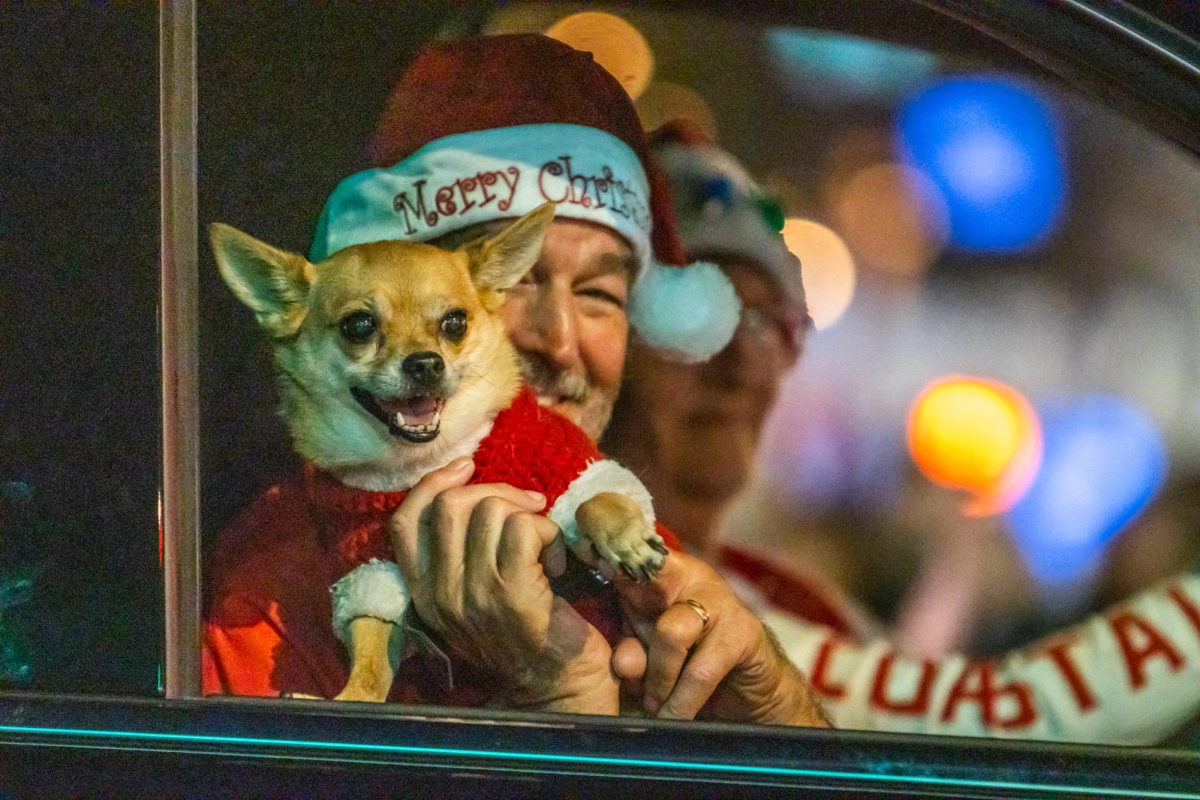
339, 311, 378, 343
440, 309, 468, 341
579, 288, 625, 309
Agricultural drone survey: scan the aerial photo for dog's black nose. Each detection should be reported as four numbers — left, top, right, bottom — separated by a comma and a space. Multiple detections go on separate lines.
402, 351, 445, 383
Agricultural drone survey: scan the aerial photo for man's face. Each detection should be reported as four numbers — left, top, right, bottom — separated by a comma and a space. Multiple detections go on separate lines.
623, 259, 804, 500
501, 218, 635, 440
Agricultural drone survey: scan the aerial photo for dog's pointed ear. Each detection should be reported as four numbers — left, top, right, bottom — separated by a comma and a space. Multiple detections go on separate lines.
209, 223, 315, 338
466, 202, 555, 292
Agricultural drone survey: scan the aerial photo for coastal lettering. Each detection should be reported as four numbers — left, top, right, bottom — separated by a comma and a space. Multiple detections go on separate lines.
869, 651, 937, 715
809, 635, 849, 699
1167, 583, 1200, 637
1110, 610, 1184, 689
1031, 637, 1097, 712
939, 662, 1037, 729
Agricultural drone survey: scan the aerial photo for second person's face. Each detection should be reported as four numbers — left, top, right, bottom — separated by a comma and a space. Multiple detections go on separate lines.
623, 259, 803, 500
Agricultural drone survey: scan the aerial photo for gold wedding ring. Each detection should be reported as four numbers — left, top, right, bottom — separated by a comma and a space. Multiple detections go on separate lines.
679, 597, 711, 635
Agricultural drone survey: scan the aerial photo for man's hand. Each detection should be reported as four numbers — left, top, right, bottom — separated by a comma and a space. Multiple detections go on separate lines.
389, 456, 619, 714
611, 551, 830, 727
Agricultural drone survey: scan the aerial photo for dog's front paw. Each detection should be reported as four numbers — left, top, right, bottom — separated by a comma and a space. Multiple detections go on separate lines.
575, 493, 668, 583
592, 518, 669, 583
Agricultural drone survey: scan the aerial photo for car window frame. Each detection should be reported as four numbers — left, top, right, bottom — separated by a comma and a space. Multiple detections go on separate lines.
8, 0, 1199, 795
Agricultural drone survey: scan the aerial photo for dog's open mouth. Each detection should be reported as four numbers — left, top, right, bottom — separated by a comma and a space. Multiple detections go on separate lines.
351, 388, 445, 443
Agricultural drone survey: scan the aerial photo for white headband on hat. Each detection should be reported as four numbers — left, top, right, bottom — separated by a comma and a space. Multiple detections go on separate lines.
311, 124, 653, 263
311, 123, 739, 363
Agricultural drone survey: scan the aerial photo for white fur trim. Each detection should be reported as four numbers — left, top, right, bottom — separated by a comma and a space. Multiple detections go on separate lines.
547, 459, 655, 550
330, 558, 410, 644
310, 123, 652, 264
628, 259, 742, 363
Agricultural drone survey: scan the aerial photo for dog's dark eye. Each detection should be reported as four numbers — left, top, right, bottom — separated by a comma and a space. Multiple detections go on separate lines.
339, 311, 378, 343
440, 309, 468, 342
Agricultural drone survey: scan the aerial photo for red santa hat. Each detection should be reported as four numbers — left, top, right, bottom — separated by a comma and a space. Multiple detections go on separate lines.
309, 34, 739, 363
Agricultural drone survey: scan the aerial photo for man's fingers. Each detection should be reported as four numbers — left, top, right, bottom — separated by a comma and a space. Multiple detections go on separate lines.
496, 512, 563, 584
654, 640, 733, 721
612, 636, 647, 684
539, 532, 567, 578
389, 456, 474, 574
612, 551, 707, 621
464, 495, 526, 581
613, 637, 648, 711
402, 456, 476, 510
388, 461, 545, 576
642, 602, 707, 714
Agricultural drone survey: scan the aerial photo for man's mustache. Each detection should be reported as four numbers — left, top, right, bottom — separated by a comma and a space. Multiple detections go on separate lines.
518, 355, 589, 403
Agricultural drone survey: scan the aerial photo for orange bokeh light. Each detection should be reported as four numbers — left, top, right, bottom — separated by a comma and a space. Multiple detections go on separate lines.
830, 162, 949, 280
781, 218, 856, 329
636, 80, 719, 141
907, 375, 1042, 516
545, 12, 655, 100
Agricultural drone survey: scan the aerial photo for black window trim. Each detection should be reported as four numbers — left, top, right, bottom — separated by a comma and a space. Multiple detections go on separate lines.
1, 692, 1198, 798
14, 0, 1195, 795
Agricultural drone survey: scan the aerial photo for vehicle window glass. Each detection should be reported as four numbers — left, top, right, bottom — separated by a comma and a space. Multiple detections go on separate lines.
198, 4, 455, 542
196, 1, 1200, 749
0, 5, 163, 694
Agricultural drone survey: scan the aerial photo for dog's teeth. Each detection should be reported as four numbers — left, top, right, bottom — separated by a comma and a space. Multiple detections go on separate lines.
393, 411, 406, 428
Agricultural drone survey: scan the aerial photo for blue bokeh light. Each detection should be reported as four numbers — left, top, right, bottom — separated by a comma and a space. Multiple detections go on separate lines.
1004, 396, 1167, 586
896, 75, 1067, 253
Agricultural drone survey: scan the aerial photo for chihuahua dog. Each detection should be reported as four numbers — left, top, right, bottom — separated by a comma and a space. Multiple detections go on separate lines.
209, 202, 666, 703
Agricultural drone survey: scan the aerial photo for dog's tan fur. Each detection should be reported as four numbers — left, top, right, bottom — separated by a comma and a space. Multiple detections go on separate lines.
210, 204, 661, 703
210, 211, 542, 489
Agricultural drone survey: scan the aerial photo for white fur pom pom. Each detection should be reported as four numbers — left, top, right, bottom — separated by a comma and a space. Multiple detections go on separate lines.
628, 260, 741, 363
330, 558, 410, 645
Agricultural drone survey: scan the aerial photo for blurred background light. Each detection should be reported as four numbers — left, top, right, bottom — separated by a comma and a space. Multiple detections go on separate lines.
1005, 395, 1168, 587
762, 400, 906, 511
545, 11, 655, 100
765, 28, 939, 104
781, 218, 856, 329
828, 161, 949, 280
907, 375, 1042, 516
896, 75, 1067, 253
636, 80, 719, 141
